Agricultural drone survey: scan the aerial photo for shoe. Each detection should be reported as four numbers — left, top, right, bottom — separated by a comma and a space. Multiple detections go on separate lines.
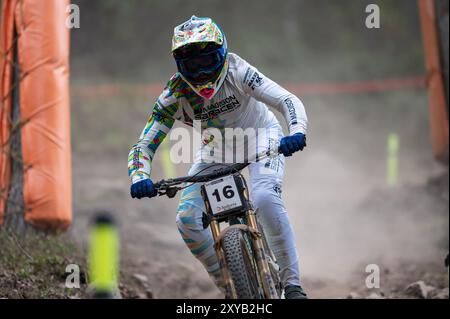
284, 285, 308, 299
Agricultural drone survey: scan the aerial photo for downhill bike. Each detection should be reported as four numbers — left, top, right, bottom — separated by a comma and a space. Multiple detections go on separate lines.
153, 147, 282, 299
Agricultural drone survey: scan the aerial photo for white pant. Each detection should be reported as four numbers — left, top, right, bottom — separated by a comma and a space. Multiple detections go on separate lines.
175, 121, 301, 289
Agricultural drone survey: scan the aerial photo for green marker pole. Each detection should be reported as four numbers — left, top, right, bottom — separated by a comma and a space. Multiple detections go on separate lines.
89, 214, 119, 298
387, 134, 399, 187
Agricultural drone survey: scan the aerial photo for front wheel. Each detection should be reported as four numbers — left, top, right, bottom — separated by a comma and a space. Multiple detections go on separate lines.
222, 228, 261, 299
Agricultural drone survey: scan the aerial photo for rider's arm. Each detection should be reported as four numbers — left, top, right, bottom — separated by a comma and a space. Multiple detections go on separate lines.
127, 83, 180, 183
232, 54, 308, 135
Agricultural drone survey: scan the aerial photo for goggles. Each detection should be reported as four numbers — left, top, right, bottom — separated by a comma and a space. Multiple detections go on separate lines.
174, 43, 226, 85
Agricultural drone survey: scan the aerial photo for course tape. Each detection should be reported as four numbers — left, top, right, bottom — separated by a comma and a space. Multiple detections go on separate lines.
72, 75, 427, 98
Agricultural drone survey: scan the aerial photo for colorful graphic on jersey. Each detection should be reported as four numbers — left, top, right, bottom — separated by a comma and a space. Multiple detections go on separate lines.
148, 130, 167, 153
128, 148, 149, 177
128, 90, 177, 182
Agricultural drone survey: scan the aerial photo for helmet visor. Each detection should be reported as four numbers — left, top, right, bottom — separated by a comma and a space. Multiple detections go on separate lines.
183, 53, 221, 74
174, 43, 225, 85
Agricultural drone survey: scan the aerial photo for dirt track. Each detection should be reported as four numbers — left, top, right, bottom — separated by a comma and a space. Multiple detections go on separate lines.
70, 155, 448, 299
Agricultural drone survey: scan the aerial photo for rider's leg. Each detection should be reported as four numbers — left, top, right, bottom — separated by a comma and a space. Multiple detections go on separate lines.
175, 164, 223, 290
248, 144, 302, 289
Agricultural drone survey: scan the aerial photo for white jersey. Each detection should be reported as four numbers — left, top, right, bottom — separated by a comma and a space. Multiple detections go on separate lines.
128, 53, 308, 183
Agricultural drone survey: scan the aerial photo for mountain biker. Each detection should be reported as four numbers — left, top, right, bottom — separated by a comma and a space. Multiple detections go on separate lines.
128, 16, 308, 299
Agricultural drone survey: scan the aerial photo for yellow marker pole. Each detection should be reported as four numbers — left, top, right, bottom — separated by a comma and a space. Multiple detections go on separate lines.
88, 214, 119, 298
160, 139, 176, 179
387, 134, 399, 187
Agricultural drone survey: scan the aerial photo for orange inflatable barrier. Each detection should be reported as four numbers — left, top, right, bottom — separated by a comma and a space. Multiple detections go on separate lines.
0, 0, 72, 230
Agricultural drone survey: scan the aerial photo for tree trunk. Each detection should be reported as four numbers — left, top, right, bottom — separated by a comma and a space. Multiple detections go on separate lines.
3, 30, 29, 234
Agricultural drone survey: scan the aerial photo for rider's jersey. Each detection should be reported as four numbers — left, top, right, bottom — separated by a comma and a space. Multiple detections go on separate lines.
128, 53, 308, 183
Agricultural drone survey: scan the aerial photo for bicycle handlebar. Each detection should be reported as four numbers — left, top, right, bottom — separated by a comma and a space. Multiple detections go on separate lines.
153, 146, 280, 195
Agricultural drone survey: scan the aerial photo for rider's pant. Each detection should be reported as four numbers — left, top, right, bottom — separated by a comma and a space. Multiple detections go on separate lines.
175, 126, 301, 289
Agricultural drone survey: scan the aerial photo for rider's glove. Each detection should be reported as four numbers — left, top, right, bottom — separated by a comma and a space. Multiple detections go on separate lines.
130, 179, 157, 199
279, 133, 306, 157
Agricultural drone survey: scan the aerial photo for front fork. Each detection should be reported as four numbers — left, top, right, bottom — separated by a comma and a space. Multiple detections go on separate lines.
209, 219, 237, 299
243, 188, 279, 299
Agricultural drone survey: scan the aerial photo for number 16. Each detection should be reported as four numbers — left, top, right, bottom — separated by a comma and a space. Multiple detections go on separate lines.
212, 185, 235, 202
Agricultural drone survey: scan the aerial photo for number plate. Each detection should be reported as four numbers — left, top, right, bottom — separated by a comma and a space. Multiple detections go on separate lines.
204, 175, 243, 215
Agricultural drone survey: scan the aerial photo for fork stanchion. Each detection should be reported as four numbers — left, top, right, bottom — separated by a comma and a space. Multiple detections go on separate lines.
88, 213, 120, 298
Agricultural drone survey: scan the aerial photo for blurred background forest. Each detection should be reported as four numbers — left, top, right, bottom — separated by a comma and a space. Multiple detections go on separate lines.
71, 0, 424, 83
66, 0, 448, 299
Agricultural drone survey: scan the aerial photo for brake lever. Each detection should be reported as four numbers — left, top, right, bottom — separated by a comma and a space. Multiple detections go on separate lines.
157, 186, 179, 198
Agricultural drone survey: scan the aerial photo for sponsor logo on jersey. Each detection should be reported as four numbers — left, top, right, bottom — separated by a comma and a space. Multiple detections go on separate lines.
195, 95, 241, 121
273, 184, 282, 198
243, 67, 264, 90
132, 148, 143, 169
284, 98, 298, 125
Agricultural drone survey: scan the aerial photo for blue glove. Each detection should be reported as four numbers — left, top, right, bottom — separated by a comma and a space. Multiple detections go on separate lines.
279, 133, 306, 157
130, 179, 157, 199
